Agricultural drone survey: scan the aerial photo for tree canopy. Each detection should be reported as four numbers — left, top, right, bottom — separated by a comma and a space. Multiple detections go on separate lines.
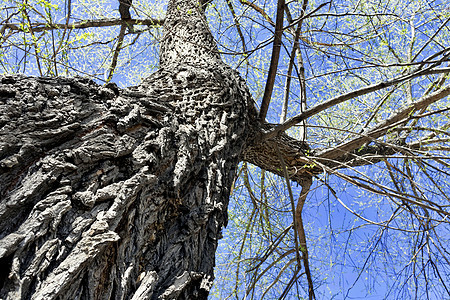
1, 0, 449, 299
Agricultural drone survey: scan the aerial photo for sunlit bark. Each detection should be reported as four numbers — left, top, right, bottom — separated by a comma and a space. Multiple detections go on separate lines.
0, 0, 258, 298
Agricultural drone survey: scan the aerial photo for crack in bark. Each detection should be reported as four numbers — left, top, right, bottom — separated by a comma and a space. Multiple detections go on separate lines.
1, 0, 448, 299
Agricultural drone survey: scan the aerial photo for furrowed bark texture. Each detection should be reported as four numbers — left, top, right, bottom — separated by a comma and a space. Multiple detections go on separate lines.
242, 127, 312, 184
0, 64, 255, 300
0, 0, 258, 299
0, 0, 406, 297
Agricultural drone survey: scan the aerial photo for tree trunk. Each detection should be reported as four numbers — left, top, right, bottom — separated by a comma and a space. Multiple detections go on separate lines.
0, 1, 259, 299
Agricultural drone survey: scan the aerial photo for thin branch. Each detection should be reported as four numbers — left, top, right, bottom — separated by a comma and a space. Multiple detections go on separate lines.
239, 0, 274, 26
315, 159, 450, 217
247, 225, 293, 273
411, 17, 450, 62
282, 1, 331, 32
275, 144, 302, 266
295, 176, 315, 300
280, 1, 308, 126
261, 258, 297, 298
2, 39, 107, 81
107, 24, 127, 82
275, 142, 315, 299
23, 8, 43, 75
2, 18, 163, 33
225, 0, 246, 53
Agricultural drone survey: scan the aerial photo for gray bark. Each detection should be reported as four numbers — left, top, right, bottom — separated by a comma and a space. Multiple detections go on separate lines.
0, 0, 399, 298
0, 63, 256, 300
0, 0, 259, 298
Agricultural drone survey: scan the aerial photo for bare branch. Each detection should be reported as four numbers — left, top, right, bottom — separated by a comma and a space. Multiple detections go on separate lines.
295, 176, 315, 300
107, 25, 127, 82
239, 0, 275, 26
2, 18, 163, 34
280, 1, 308, 129
264, 64, 450, 140
318, 85, 450, 161
225, 0, 247, 53
259, 0, 286, 121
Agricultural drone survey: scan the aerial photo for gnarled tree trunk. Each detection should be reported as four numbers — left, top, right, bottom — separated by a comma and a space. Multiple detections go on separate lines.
0, 0, 259, 299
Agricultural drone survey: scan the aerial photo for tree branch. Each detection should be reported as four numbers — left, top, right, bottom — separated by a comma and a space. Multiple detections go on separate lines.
247, 84, 450, 184
264, 64, 450, 140
107, 25, 127, 82
295, 176, 315, 300
317, 84, 450, 161
239, 0, 275, 26
259, 0, 285, 121
243, 126, 312, 184
226, 0, 247, 53
280, 1, 308, 127
2, 18, 163, 33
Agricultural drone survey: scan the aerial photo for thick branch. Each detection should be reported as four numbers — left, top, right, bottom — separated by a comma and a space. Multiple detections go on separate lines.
246, 81, 449, 182
119, 0, 132, 20
264, 65, 450, 139
317, 84, 450, 161
259, 0, 285, 121
242, 127, 312, 184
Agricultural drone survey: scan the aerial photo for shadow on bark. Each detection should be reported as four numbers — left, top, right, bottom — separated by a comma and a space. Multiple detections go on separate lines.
0, 64, 257, 299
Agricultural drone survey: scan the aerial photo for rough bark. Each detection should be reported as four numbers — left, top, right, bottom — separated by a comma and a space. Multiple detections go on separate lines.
242, 128, 312, 184
0, 0, 422, 298
0, 0, 259, 299
0, 64, 256, 300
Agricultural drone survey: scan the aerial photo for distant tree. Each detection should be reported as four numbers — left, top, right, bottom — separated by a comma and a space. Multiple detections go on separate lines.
0, 0, 449, 299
